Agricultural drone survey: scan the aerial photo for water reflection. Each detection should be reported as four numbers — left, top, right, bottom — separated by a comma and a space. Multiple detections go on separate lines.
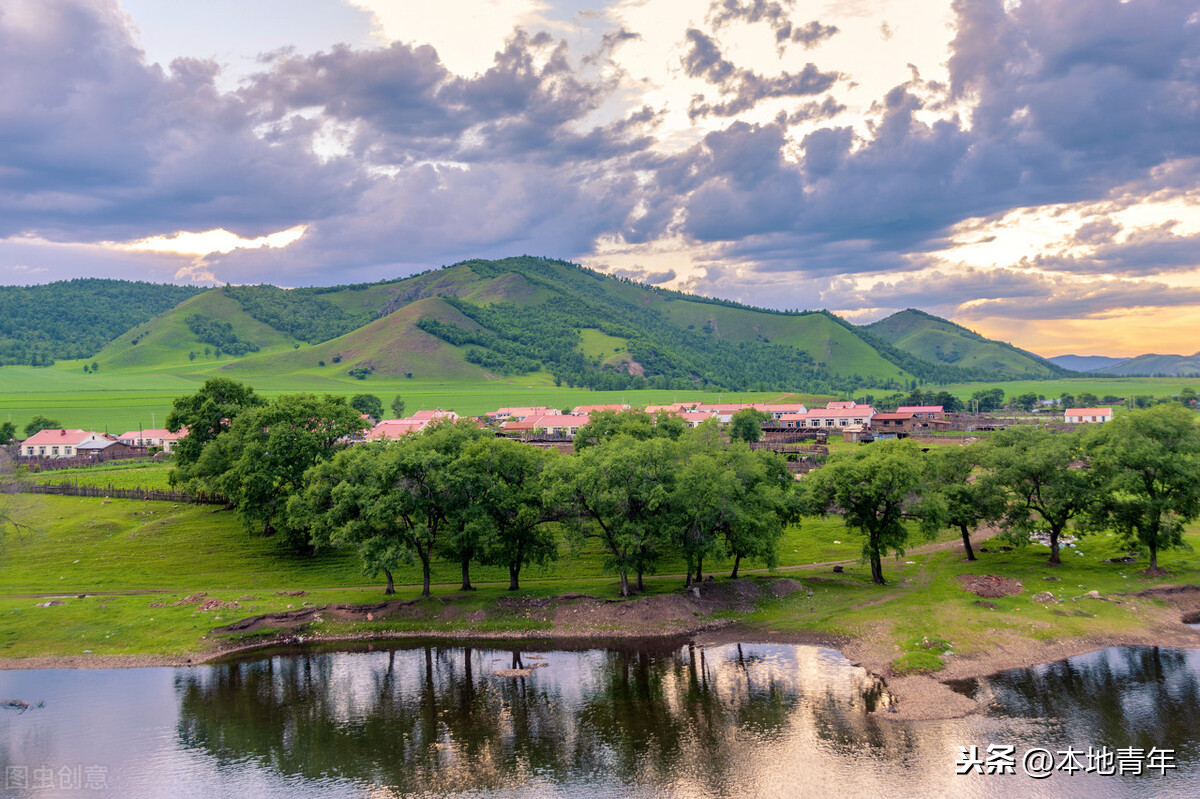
2, 644, 1198, 797
175, 641, 890, 795
949, 646, 1200, 759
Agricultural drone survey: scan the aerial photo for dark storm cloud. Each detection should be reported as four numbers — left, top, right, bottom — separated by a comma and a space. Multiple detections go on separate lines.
682, 29, 840, 119
0, 0, 359, 242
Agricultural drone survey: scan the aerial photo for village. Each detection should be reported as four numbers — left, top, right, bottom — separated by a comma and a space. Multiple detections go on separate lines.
11, 399, 1118, 465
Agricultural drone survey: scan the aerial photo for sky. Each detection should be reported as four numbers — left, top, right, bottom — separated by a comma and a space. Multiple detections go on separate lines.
2, 0, 1199, 357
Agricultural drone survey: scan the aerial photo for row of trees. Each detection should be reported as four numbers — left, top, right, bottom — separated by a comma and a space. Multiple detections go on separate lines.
807, 405, 1200, 583
166, 380, 799, 596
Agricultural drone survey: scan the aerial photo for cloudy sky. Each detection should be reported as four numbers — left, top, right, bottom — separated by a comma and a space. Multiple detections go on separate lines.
2, 0, 1199, 356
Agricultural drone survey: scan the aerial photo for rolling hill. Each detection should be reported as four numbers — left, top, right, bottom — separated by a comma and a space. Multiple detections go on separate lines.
1047, 354, 1130, 372
1092, 352, 1200, 377
862, 309, 1069, 379
13, 258, 1082, 393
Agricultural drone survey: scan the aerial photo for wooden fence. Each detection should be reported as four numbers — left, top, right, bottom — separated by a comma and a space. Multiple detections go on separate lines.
11, 481, 227, 505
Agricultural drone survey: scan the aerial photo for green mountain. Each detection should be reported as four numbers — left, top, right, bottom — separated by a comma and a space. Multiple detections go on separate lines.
37, 258, 1073, 392
862, 309, 1070, 379
1093, 352, 1200, 377
0, 278, 205, 366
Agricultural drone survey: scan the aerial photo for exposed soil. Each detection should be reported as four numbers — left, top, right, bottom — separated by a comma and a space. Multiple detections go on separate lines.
958, 574, 1023, 598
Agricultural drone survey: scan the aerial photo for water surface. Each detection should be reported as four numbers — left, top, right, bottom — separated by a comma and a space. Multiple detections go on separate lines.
1, 641, 1197, 798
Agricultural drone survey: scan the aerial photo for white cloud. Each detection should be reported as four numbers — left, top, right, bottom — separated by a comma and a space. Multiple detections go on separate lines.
348, 0, 556, 75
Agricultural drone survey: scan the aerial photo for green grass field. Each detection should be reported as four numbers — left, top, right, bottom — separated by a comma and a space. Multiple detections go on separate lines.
29, 461, 174, 491
0, 492, 1192, 660
933, 376, 1195, 402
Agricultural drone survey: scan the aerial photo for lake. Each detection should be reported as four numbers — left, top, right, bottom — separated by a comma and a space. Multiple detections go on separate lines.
0, 641, 1197, 798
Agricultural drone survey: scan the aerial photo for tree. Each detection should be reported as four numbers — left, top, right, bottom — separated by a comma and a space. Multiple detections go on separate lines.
426, 422, 493, 591
23, 415, 61, 437
1011, 392, 1039, 412
547, 435, 679, 597
988, 426, 1092, 565
675, 433, 794, 583
166, 377, 264, 472
465, 438, 560, 590
350, 393, 385, 422
803, 440, 929, 585
971, 388, 1005, 412
1086, 405, 1200, 572
0, 421, 15, 444
728, 408, 769, 443
214, 394, 368, 542
572, 410, 654, 451
291, 444, 406, 594
390, 394, 406, 418
917, 444, 1003, 561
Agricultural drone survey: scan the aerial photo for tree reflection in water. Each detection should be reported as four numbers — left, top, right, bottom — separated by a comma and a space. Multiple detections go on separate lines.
175, 641, 893, 794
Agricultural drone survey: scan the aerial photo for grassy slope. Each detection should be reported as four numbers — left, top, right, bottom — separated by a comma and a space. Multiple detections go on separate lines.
217, 296, 489, 381
656, 302, 908, 381
91, 290, 298, 371
0, 494, 1193, 660
866, 309, 1058, 377
1096, 352, 1200, 377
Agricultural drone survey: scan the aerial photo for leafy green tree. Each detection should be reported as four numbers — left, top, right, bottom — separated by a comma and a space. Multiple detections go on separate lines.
427, 423, 494, 591
917, 444, 1003, 561
464, 438, 560, 590
675, 433, 794, 583
728, 408, 769, 443
803, 440, 930, 585
390, 394, 406, 418
1011, 392, 1039, 412
23, 415, 61, 437
970, 388, 1005, 412
988, 426, 1092, 565
0, 421, 16, 444
214, 394, 368, 542
166, 378, 264, 472
1085, 405, 1200, 571
547, 435, 680, 596
291, 445, 405, 594
349, 393, 385, 422
572, 410, 654, 451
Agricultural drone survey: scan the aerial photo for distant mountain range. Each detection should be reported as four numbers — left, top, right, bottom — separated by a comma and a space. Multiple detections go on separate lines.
0, 257, 1076, 391
1048, 353, 1200, 377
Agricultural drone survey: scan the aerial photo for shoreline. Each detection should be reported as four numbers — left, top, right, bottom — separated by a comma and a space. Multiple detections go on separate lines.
3, 608, 1198, 723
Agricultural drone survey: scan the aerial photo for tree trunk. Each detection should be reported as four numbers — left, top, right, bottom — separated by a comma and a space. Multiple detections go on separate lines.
636, 570, 645, 593
960, 524, 976, 561
868, 539, 885, 585
730, 553, 741, 580
509, 565, 521, 591
460, 557, 475, 591
383, 568, 395, 595
1149, 542, 1158, 571
695, 556, 703, 584
420, 553, 432, 597
1048, 527, 1061, 565
619, 569, 630, 598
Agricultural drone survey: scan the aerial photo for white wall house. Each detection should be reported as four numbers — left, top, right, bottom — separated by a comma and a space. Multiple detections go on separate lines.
20, 429, 108, 458
1064, 407, 1113, 423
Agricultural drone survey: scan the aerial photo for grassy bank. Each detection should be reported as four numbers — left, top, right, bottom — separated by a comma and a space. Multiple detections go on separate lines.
1, 494, 1196, 664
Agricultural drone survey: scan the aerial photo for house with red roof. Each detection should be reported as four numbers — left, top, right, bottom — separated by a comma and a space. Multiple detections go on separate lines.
485, 406, 561, 422
795, 405, 876, 429
570, 404, 629, 415
117, 428, 187, 453
895, 405, 945, 420
20, 429, 109, 458
1065, 407, 1113, 424
503, 413, 592, 438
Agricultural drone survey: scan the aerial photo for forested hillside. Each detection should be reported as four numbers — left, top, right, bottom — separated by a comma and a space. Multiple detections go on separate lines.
0, 279, 206, 365
8, 259, 1078, 392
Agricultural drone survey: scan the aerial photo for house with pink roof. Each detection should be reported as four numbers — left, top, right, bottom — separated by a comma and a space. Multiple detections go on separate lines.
20, 429, 109, 458
1064, 407, 1113, 424
895, 405, 945, 420
117, 428, 187, 453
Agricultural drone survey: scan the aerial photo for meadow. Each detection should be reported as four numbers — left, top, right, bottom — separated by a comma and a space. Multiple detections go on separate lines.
0, 492, 1193, 665
2, 356, 1193, 436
